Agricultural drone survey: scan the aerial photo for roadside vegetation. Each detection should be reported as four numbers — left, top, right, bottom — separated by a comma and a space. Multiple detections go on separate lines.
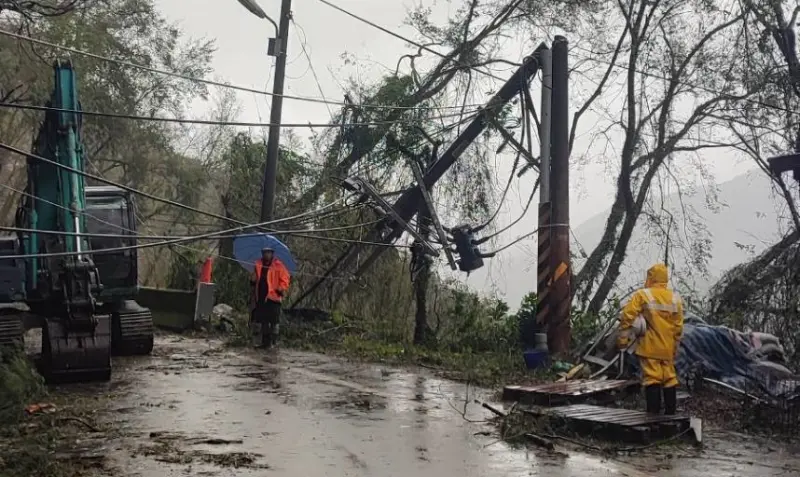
0, 346, 105, 477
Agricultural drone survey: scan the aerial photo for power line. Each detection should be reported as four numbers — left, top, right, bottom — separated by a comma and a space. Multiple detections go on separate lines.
0, 219, 382, 240
291, 17, 333, 118
0, 214, 405, 260
315, 0, 515, 82
0, 140, 341, 229
0, 183, 362, 281
0, 101, 484, 128
570, 43, 800, 118
486, 222, 569, 255
0, 28, 488, 113
0, 214, 289, 260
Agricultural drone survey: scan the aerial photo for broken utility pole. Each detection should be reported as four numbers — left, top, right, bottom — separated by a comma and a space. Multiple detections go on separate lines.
290, 42, 550, 311
547, 35, 571, 355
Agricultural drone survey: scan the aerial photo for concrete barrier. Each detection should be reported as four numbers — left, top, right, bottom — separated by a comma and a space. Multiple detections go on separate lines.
137, 287, 196, 331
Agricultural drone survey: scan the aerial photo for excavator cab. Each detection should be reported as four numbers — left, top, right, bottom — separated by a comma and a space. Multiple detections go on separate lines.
84, 186, 154, 356
84, 186, 138, 296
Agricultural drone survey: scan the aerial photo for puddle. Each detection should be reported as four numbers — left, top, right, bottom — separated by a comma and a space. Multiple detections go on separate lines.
44, 335, 800, 477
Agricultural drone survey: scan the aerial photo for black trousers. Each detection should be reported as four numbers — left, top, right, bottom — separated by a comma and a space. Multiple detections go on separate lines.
645, 385, 677, 415
252, 299, 281, 346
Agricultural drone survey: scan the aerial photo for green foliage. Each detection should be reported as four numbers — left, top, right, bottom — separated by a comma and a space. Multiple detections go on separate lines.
165, 248, 200, 290
0, 346, 45, 425
514, 292, 539, 348
570, 296, 621, 353
214, 259, 251, 312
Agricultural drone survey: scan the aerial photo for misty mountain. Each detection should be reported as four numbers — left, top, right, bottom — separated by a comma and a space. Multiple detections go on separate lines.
466, 170, 786, 310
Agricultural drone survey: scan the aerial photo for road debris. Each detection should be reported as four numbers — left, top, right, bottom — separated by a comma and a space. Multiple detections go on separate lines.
24, 402, 56, 415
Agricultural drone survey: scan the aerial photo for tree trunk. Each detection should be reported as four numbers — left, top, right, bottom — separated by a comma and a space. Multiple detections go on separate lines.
413, 258, 432, 346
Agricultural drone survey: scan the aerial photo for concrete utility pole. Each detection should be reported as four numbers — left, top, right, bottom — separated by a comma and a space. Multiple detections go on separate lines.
259, 0, 292, 221
548, 36, 571, 355
535, 46, 553, 341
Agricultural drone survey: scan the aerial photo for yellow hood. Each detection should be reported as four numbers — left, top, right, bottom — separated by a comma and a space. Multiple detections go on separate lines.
645, 263, 669, 288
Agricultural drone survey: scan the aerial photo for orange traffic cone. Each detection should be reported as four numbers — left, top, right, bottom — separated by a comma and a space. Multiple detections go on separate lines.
199, 257, 214, 284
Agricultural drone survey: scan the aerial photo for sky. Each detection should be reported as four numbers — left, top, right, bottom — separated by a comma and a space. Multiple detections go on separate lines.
156, 0, 762, 308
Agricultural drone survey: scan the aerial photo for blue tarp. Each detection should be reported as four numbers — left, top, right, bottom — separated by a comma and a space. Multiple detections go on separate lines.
628, 315, 798, 398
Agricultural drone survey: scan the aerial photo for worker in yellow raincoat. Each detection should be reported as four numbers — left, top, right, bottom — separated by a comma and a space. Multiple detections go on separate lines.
617, 263, 684, 415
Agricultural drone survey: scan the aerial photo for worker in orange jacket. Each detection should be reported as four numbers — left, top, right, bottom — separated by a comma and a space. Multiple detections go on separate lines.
249, 247, 291, 348
617, 263, 684, 415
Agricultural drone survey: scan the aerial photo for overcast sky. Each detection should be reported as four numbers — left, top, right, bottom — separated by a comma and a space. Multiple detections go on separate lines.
157, 0, 759, 307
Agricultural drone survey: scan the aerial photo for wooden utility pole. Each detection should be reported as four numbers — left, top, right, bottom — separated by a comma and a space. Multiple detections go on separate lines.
260, 0, 292, 221
548, 36, 571, 355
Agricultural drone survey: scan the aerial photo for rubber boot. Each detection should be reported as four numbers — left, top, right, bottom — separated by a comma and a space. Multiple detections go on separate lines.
260, 322, 272, 348
271, 323, 280, 347
251, 323, 261, 347
663, 386, 677, 415
645, 385, 662, 414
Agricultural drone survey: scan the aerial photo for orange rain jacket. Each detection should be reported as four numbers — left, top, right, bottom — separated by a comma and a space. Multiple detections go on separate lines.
251, 259, 291, 303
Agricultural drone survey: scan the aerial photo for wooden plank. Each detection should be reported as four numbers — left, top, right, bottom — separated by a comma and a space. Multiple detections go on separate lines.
528, 403, 692, 443
550, 405, 690, 426
505, 379, 636, 399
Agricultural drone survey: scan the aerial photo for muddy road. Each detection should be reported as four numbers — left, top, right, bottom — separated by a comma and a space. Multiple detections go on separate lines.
45, 334, 800, 477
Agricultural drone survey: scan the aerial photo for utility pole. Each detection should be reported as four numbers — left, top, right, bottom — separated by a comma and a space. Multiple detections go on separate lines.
535, 46, 553, 344
260, 0, 292, 221
293, 43, 548, 309
548, 36, 571, 355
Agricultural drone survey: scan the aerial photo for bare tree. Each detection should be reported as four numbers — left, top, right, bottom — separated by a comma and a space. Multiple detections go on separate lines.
555, 0, 763, 315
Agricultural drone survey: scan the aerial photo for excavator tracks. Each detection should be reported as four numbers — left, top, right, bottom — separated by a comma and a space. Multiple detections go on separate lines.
111, 300, 154, 356
0, 310, 24, 348
41, 315, 112, 383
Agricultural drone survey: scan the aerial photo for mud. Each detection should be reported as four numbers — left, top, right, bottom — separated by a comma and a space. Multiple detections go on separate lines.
37, 335, 800, 476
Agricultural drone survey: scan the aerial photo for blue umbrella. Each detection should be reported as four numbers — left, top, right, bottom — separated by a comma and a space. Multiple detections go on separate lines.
233, 233, 297, 275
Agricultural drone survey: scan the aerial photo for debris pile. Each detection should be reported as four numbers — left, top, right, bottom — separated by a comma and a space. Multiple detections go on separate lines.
583, 313, 800, 400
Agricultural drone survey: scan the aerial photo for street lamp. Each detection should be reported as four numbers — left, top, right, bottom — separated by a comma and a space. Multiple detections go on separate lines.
237, 0, 278, 34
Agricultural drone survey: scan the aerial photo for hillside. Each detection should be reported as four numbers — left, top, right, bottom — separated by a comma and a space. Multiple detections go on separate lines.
467, 170, 786, 309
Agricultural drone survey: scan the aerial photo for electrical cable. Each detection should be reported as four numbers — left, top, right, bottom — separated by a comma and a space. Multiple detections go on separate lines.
479, 177, 540, 242
315, 0, 518, 82
569, 42, 800, 118
471, 86, 530, 234
0, 183, 360, 281
0, 215, 289, 259
291, 17, 333, 118
0, 101, 487, 128
0, 28, 490, 112
0, 219, 383, 240
0, 140, 342, 229
0, 213, 406, 260
485, 222, 569, 255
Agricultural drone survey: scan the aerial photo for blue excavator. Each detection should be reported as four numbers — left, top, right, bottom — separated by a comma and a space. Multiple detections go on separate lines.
0, 60, 154, 382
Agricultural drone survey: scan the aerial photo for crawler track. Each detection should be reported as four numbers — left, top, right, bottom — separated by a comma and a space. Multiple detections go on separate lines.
111, 300, 154, 356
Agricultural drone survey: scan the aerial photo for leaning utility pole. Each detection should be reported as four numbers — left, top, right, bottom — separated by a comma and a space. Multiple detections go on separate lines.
290, 44, 547, 310
260, 0, 292, 221
548, 36, 571, 355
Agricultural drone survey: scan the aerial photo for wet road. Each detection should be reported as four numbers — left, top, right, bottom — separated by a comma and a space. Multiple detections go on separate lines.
71, 335, 800, 477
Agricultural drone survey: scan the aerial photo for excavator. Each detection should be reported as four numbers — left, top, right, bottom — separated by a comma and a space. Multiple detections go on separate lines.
0, 60, 154, 383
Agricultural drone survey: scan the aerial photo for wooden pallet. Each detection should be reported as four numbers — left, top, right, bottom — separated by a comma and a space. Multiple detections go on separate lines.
527, 404, 693, 443
503, 379, 638, 405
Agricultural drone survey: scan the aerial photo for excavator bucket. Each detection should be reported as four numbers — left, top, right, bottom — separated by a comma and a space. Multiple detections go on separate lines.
41, 316, 111, 383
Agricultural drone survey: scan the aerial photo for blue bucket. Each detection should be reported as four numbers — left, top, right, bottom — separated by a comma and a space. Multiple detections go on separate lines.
522, 349, 550, 369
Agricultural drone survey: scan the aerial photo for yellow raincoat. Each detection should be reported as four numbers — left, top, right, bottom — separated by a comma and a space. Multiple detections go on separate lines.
617, 263, 684, 387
